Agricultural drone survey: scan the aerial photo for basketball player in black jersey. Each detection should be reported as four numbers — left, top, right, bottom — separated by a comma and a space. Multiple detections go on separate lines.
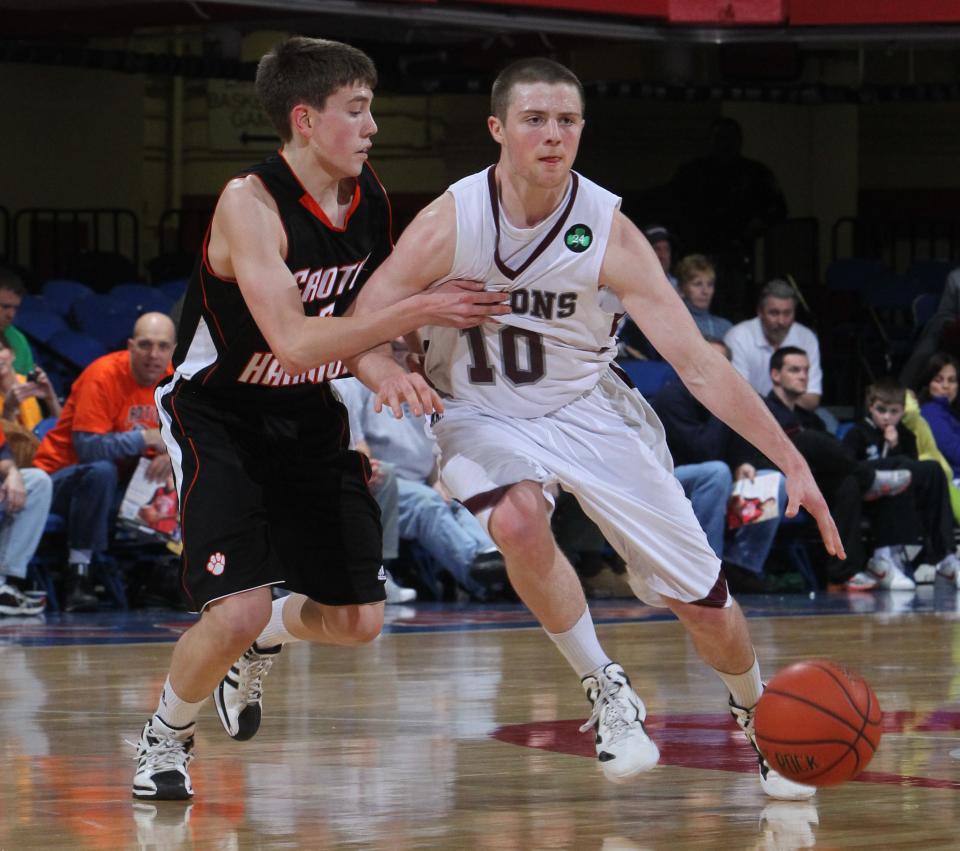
132, 36, 508, 801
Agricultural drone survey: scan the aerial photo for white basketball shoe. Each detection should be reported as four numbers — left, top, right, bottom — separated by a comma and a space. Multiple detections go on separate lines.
131, 716, 194, 800
580, 662, 660, 782
215, 642, 281, 741
729, 695, 817, 800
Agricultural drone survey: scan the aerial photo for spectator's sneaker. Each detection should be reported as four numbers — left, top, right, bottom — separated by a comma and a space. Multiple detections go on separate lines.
912, 563, 937, 584
842, 571, 879, 592
937, 553, 960, 584
863, 469, 911, 501
0, 583, 45, 616
64, 574, 98, 613
215, 642, 281, 741
580, 662, 659, 782
866, 556, 916, 590
131, 717, 194, 800
729, 695, 817, 801
383, 571, 417, 604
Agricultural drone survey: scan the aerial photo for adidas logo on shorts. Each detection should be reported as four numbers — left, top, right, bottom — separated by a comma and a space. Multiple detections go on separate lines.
377, 566, 386, 581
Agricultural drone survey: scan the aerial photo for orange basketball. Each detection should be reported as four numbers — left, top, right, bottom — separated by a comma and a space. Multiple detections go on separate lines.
754, 660, 882, 787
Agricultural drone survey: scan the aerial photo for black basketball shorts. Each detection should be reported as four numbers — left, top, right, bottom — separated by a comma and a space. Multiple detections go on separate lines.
157, 379, 385, 612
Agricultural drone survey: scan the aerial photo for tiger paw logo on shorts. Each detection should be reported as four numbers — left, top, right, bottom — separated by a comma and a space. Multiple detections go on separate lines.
206, 552, 226, 576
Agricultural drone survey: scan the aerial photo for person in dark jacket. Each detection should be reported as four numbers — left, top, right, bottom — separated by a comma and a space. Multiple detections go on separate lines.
651, 339, 784, 592
763, 347, 914, 590
843, 375, 960, 587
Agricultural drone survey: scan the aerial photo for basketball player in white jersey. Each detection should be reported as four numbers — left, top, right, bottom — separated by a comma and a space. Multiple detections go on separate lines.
246, 57, 843, 800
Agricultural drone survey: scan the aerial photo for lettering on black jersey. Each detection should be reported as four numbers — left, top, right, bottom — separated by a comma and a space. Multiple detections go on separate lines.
237, 353, 346, 386
292, 254, 369, 305
509, 289, 578, 320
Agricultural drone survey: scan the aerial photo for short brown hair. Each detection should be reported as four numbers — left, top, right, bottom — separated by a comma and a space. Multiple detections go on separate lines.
865, 376, 906, 408
255, 36, 377, 143
490, 57, 584, 121
675, 254, 715, 287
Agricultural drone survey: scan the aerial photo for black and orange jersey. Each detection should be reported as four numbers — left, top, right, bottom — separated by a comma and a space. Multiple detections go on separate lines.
172, 152, 392, 407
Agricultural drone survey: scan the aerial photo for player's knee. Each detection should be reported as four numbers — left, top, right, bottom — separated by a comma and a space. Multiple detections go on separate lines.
489, 490, 546, 554
205, 593, 272, 650
325, 603, 383, 645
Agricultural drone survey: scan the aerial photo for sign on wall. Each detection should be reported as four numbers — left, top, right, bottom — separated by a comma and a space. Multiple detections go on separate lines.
207, 80, 277, 152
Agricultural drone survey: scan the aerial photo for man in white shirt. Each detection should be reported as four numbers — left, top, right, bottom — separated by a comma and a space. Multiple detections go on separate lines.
725, 279, 822, 411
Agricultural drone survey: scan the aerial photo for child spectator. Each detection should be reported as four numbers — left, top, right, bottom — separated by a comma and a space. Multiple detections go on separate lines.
843, 376, 960, 588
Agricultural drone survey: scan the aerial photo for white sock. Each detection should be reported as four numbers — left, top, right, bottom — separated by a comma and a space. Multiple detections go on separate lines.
69, 548, 92, 566
717, 655, 763, 709
154, 676, 204, 731
546, 606, 612, 679
256, 596, 300, 650
872, 545, 896, 562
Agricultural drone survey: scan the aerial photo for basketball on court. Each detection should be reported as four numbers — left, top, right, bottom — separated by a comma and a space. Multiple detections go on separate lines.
754, 660, 883, 787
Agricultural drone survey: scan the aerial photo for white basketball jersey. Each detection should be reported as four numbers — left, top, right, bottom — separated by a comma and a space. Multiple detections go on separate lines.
424, 166, 622, 418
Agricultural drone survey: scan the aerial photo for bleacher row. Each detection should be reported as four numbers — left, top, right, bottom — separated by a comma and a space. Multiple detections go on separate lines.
17, 278, 188, 392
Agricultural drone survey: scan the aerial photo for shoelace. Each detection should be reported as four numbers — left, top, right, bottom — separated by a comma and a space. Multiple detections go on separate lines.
128, 729, 193, 773
237, 653, 274, 704
579, 675, 637, 744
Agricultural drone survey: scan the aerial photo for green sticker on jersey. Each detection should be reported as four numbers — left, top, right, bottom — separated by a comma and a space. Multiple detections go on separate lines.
564, 224, 593, 253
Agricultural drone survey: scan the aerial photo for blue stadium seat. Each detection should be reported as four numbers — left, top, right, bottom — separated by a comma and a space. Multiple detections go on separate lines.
72, 294, 140, 350
824, 258, 888, 293
109, 283, 174, 315
160, 277, 188, 302
617, 359, 678, 398
46, 330, 107, 370
15, 302, 69, 343
905, 259, 953, 295
912, 292, 940, 329
41, 279, 94, 316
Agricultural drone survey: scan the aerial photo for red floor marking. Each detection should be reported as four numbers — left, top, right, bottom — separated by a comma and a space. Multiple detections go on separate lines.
491, 711, 960, 790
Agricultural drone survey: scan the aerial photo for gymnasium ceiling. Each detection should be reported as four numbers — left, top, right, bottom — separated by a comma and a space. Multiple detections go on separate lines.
4, 0, 960, 98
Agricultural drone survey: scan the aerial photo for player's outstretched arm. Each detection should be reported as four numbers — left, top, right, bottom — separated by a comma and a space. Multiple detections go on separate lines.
346, 194, 509, 417
217, 181, 507, 377
601, 212, 844, 558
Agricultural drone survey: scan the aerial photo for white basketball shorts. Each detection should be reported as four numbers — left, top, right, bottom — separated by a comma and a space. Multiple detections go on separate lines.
429, 368, 727, 608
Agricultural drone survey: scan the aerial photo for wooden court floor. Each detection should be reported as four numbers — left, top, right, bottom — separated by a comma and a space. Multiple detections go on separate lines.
0, 587, 959, 849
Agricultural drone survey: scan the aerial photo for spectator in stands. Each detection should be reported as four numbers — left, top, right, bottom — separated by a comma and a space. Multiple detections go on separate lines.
900, 268, 960, 390
842, 376, 960, 588
652, 338, 785, 593
764, 346, 915, 591
725, 279, 823, 412
32, 312, 175, 612
616, 225, 678, 360
0, 335, 61, 432
676, 255, 733, 340
644, 225, 678, 290
336, 374, 506, 601
916, 352, 960, 480
665, 117, 787, 316
0, 422, 52, 616
0, 267, 35, 375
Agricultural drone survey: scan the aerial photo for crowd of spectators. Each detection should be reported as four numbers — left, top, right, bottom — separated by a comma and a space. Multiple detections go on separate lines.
4, 195, 960, 614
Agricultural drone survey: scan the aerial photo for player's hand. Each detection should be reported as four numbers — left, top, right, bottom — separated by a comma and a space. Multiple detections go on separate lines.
784, 464, 845, 559
417, 280, 510, 329
374, 370, 444, 419
0, 467, 25, 513
145, 453, 172, 482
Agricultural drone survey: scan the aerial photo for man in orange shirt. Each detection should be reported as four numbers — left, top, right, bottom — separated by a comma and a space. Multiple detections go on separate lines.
34, 312, 175, 611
